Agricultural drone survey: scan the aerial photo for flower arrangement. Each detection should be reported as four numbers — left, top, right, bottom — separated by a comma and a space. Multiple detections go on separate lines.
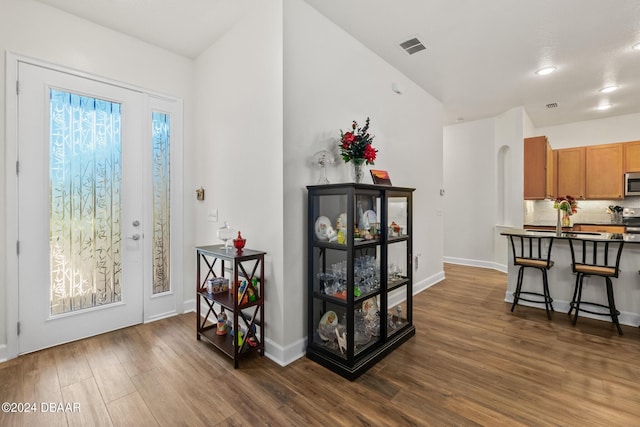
339, 117, 378, 165
554, 195, 578, 215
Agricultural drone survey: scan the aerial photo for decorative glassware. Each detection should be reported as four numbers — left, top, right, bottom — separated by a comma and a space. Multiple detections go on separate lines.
313, 150, 334, 184
233, 231, 246, 252
217, 221, 234, 251
351, 158, 365, 183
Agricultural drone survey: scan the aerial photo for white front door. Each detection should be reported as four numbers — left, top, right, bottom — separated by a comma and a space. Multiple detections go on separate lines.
17, 62, 145, 354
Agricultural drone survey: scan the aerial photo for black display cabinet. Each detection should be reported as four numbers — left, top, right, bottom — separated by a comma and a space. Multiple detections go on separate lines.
306, 183, 415, 380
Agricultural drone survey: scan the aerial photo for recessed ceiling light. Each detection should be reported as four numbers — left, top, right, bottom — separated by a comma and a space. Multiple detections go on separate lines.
597, 104, 612, 111
633, 42, 640, 51
535, 66, 556, 76
599, 85, 618, 93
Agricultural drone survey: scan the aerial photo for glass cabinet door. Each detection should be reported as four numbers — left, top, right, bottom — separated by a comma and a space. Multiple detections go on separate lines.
354, 192, 382, 242
309, 188, 383, 360
311, 193, 347, 244
311, 245, 383, 359
385, 193, 412, 338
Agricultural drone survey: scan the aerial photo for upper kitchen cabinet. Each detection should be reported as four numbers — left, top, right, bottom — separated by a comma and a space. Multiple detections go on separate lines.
585, 143, 624, 199
556, 147, 585, 200
624, 141, 640, 172
524, 136, 554, 199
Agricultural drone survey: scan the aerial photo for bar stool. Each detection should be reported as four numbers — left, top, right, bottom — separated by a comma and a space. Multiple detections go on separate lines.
508, 235, 555, 319
567, 237, 624, 335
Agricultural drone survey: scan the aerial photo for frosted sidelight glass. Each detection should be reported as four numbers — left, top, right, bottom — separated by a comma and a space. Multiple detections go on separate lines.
151, 112, 171, 294
49, 89, 122, 315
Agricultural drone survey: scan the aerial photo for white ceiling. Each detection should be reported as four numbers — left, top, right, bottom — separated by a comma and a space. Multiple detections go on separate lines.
34, 0, 640, 127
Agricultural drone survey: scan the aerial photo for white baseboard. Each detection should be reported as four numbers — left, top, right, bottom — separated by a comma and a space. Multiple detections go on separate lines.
444, 256, 507, 273
504, 291, 640, 327
264, 336, 307, 367
414, 270, 445, 295
183, 298, 196, 313
145, 310, 178, 323
0, 344, 7, 363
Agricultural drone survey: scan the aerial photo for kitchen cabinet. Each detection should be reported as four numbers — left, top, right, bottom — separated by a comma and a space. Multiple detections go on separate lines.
585, 143, 624, 199
556, 147, 585, 199
306, 183, 415, 380
624, 141, 640, 172
524, 136, 554, 199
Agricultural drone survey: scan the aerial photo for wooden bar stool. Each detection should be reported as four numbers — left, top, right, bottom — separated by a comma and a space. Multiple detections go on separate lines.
567, 237, 624, 335
508, 235, 555, 319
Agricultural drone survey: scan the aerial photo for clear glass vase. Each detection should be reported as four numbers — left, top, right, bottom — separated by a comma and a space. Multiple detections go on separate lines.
351, 158, 365, 183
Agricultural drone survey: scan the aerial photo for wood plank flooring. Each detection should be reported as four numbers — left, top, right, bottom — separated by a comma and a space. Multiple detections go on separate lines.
2, 263, 640, 426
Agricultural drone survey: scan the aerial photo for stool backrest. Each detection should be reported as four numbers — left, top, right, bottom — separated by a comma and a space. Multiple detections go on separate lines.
568, 238, 624, 276
509, 235, 554, 266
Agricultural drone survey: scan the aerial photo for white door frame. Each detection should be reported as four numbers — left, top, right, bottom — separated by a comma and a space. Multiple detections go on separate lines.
4, 52, 184, 360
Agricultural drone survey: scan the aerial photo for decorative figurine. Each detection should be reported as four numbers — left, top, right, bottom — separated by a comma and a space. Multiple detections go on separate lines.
216, 312, 228, 336
335, 328, 347, 354
247, 286, 256, 302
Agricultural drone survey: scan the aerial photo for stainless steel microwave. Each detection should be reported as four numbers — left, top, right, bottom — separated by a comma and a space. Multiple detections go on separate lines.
625, 172, 640, 196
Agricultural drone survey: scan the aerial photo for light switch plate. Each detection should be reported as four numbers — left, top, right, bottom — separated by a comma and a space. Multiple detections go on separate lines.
208, 208, 218, 222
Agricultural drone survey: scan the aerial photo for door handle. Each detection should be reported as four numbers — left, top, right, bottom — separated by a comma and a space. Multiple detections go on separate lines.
126, 233, 141, 241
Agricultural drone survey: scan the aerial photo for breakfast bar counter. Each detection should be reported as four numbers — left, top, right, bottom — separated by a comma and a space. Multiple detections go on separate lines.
500, 229, 640, 327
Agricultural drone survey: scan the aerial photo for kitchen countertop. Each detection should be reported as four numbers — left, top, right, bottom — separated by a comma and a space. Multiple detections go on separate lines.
502, 228, 640, 242
524, 222, 625, 227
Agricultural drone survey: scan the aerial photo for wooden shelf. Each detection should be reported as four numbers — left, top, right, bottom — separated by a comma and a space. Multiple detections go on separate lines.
195, 246, 266, 368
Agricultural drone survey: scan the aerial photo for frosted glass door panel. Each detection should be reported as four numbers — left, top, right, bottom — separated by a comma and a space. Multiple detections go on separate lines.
151, 112, 170, 294
49, 90, 122, 315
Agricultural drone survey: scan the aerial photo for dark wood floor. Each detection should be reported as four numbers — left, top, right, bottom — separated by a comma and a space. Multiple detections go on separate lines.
2, 263, 640, 426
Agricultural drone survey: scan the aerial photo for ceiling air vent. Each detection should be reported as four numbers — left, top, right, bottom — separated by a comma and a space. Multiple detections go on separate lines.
546, 102, 558, 109
399, 37, 427, 55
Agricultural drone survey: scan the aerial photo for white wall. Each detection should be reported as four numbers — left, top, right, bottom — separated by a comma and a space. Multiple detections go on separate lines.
0, 0, 193, 360
495, 107, 525, 228
283, 0, 445, 360
443, 119, 496, 268
523, 108, 536, 138
192, 1, 285, 355
443, 106, 525, 270
536, 112, 640, 148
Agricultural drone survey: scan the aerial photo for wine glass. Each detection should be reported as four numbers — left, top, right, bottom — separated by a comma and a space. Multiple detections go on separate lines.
217, 221, 235, 251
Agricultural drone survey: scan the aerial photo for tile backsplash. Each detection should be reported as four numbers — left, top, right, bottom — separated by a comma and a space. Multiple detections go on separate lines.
524, 196, 640, 225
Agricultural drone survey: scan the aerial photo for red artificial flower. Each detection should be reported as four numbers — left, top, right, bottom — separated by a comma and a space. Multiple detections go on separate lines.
364, 143, 377, 163
342, 132, 355, 144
